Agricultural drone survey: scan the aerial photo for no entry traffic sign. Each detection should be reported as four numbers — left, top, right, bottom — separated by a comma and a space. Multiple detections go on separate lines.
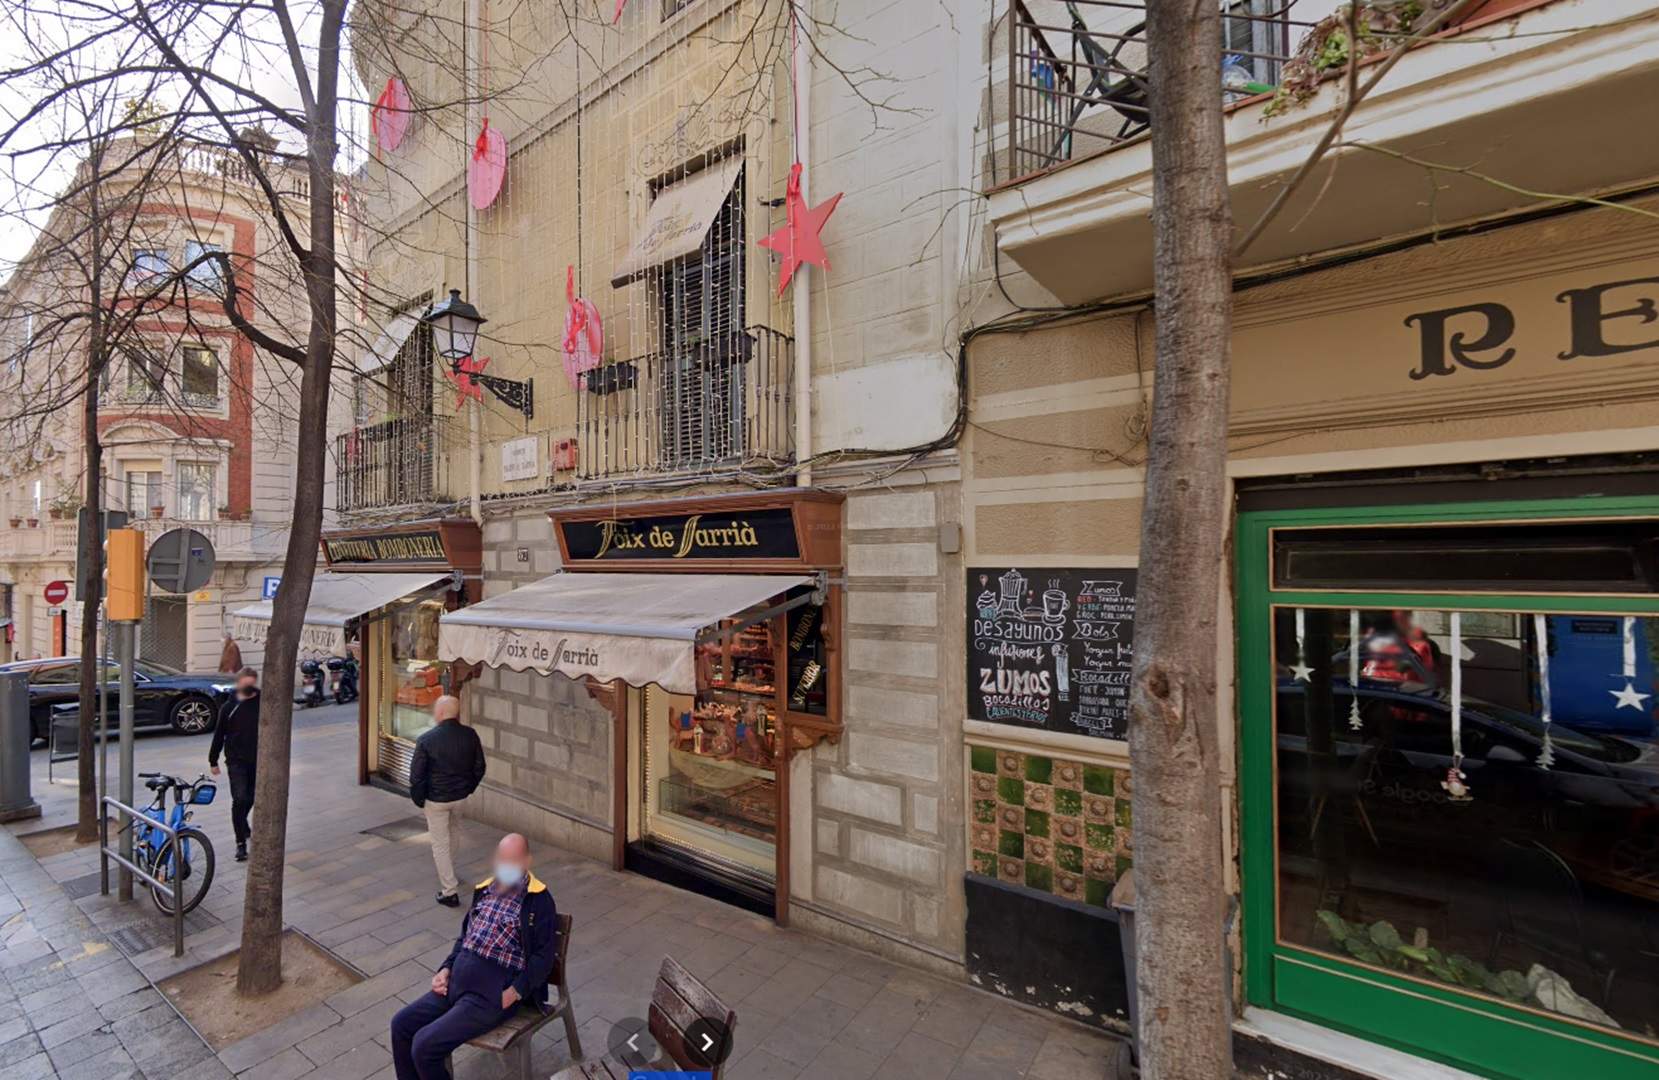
43, 580, 69, 605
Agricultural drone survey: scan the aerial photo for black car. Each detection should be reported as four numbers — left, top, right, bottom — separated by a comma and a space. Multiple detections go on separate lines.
7, 657, 235, 745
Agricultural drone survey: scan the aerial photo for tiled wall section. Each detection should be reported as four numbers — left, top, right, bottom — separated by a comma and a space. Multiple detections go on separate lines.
969, 746, 1133, 908
809, 481, 964, 959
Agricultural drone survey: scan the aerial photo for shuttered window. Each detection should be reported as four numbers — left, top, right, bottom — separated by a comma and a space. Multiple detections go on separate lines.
657, 163, 746, 468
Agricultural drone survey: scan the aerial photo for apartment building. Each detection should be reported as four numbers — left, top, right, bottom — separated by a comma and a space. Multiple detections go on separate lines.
0, 136, 314, 674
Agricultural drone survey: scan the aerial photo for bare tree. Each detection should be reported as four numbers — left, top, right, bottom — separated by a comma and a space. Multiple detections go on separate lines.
1127, 2, 1235, 1077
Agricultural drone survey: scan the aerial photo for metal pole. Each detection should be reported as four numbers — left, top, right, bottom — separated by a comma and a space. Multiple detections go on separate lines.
98, 603, 108, 896
118, 620, 135, 900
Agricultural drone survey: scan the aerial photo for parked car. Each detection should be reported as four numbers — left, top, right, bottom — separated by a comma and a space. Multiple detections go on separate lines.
6, 657, 235, 745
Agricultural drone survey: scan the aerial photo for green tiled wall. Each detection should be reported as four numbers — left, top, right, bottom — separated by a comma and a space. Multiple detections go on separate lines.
969, 745, 1133, 908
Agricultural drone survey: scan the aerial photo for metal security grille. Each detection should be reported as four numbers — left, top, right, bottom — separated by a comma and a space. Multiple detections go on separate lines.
141, 596, 188, 670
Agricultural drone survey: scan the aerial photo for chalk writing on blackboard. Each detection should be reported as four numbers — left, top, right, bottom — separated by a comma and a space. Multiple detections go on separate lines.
968, 568, 1138, 740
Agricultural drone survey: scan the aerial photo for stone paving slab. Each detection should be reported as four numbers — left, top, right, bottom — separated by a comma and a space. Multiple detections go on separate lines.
10, 709, 1126, 1079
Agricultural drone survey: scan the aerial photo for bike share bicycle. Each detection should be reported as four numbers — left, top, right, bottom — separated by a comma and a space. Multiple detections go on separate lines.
125, 771, 218, 914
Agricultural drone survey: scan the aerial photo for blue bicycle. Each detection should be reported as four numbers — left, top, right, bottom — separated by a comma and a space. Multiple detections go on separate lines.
130, 772, 218, 915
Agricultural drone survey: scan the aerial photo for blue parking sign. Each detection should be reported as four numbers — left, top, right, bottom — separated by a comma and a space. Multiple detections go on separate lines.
263, 576, 281, 600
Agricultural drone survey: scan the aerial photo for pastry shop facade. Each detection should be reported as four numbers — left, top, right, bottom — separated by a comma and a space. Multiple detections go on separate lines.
233, 517, 482, 790
437, 489, 855, 920
963, 210, 1659, 1079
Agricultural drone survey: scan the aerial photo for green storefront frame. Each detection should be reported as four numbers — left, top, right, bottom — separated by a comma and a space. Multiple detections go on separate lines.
1236, 494, 1659, 1080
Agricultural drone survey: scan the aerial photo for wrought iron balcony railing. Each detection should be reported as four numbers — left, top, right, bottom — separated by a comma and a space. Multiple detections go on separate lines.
1005, 0, 1311, 182
334, 414, 458, 512
574, 326, 795, 481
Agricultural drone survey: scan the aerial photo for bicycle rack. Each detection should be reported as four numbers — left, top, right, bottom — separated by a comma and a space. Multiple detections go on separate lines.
99, 795, 185, 957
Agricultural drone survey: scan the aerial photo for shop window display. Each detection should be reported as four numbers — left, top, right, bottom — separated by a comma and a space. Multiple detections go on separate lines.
382, 591, 448, 742
1273, 605, 1659, 1039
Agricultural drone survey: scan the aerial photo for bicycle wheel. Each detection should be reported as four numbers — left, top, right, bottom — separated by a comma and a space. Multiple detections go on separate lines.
150, 829, 215, 916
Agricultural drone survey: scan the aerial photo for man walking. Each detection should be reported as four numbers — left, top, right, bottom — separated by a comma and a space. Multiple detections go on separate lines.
208, 667, 259, 863
410, 694, 486, 907
389, 833, 557, 1080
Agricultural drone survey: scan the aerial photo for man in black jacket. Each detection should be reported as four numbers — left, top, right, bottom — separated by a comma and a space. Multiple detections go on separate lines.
389, 833, 556, 1080
410, 695, 485, 907
208, 667, 259, 862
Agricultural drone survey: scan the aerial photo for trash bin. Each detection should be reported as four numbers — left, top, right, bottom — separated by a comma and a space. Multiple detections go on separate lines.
1110, 869, 1236, 1078
0, 670, 41, 823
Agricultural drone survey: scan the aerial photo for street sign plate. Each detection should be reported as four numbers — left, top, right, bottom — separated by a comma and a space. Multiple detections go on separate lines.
43, 580, 69, 605
146, 529, 216, 593
262, 576, 281, 600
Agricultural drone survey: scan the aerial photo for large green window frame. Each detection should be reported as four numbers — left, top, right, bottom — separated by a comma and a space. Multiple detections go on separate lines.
1237, 494, 1659, 1080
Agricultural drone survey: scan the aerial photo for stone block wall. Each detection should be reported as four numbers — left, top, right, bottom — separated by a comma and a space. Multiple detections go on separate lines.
801, 475, 966, 968
464, 506, 615, 863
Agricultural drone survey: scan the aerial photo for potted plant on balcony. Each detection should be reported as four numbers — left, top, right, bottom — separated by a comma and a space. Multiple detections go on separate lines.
7, 516, 19, 529
149, 504, 165, 519
48, 493, 81, 521
25, 517, 38, 528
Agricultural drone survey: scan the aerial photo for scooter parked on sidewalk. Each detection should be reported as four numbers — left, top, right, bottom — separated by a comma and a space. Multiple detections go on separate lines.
294, 659, 326, 708
327, 655, 358, 705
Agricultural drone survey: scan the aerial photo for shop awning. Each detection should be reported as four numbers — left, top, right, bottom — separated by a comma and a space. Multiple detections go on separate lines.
233, 571, 451, 659
611, 156, 744, 288
361, 312, 417, 374
438, 571, 812, 694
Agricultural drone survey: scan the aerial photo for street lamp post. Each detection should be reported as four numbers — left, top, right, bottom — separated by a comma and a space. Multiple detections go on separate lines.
421, 288, 533, 418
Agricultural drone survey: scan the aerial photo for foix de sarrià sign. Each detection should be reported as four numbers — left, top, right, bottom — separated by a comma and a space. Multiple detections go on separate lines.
562, 507, 800, 563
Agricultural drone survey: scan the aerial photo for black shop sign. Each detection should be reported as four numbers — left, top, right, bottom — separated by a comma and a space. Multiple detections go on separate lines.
562, 507, 800, 563
324, 530, 447, 566
967, 567, 1138, 740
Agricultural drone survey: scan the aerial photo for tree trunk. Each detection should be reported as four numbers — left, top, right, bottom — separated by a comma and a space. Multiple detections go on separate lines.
1127, 3, 1236, 1078
235, 0, 347, 996
75, 149, 108, 845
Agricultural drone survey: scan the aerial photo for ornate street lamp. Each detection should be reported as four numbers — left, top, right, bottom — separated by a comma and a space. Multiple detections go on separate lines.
421, 288, 533, 418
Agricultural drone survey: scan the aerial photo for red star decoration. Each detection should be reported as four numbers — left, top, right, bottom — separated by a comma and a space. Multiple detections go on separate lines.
758, 162, 842, 296
446, 355, 488, 409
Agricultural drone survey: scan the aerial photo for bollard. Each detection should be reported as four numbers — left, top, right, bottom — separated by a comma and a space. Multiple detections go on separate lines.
0, 670, 42, 822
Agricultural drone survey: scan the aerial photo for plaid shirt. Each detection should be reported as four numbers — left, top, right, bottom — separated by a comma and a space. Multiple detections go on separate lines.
460, 884, 527, 973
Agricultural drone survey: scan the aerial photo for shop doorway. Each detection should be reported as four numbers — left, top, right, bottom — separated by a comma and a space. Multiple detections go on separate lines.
1237, 495, 1659, 1080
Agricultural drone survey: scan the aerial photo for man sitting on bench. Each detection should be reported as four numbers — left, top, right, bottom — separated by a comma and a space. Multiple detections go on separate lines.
391, 833, 558, 1080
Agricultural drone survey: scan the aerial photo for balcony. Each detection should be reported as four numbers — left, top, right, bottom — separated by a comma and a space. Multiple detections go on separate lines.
0, 515, 257, 564
573, 326, 795, 482
988, 0, 1659, 304
335, 414, 459, 512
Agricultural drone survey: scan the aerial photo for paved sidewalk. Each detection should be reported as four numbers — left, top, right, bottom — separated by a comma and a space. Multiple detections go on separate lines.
5, 715, 1120, 1079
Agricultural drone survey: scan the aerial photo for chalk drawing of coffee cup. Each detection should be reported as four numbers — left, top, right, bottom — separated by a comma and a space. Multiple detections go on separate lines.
1042, 589, 1069, 624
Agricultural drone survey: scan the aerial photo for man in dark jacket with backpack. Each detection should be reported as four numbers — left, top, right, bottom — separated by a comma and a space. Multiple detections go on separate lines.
410, 695, 486, 906
208, 667, 259, 863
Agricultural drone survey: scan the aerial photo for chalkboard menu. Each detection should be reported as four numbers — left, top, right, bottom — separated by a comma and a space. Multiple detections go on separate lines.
967, 567, 1138, 740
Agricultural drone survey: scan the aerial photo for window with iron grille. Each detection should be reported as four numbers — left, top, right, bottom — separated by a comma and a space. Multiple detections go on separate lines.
657, 164, 745, 469
1224, 0, 1284, 86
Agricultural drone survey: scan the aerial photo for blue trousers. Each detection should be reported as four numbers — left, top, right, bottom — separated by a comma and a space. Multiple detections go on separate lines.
391, 951, 518, 1080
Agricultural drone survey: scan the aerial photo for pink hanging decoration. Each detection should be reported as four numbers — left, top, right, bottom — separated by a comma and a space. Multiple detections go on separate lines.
446, 355, 489, 408
371, 77, 412, 154
613, 0, 627, 24
561, 265, 604, 389
757, 162, 843, 296
467, 119, 508, 210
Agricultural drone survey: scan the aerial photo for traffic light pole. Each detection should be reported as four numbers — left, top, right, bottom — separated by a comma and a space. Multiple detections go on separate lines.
117, 620, 135, 901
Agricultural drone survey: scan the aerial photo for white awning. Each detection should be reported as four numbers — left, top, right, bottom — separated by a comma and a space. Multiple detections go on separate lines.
361, 312, 417, 375
611, 156, 744, 288
438, 572, 810, 694
233, 571, 450, 659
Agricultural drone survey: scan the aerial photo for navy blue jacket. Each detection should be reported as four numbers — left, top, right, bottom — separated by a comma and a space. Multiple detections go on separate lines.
442, 873, 558, 1008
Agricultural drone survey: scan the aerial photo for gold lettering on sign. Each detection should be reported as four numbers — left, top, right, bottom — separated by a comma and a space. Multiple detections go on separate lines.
329, 532, 445, 562
585, 515, 768, 559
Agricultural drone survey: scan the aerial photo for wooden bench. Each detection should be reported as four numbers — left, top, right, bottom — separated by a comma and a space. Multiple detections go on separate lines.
553, 956, 737, 1080
452, 912, 582, 1080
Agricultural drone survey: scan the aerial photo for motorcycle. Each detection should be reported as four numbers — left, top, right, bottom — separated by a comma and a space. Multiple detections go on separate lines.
294, 659, 326, 708
327, 655, 359, 705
